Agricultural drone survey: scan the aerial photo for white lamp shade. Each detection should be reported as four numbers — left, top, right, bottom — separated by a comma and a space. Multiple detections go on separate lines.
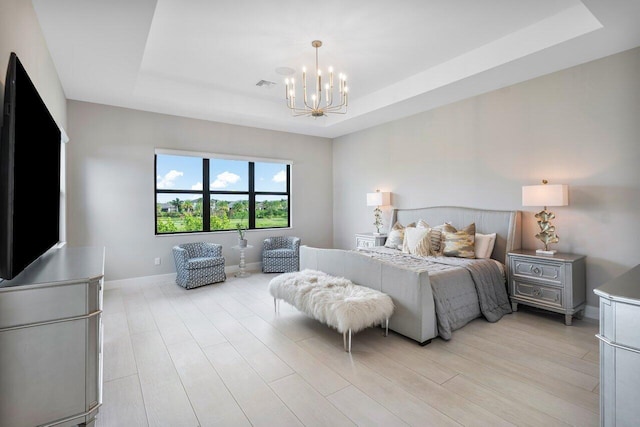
522, 184, 568, 207
366, 191, 390, 206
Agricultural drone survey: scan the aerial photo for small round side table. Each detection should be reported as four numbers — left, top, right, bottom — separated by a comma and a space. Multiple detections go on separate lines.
231, 244, 253, 277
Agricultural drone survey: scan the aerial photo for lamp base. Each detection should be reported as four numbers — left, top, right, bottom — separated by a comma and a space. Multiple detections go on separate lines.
536, 248, 557, 256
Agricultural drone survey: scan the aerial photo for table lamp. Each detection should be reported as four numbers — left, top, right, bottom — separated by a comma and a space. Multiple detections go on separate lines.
366, 190, 391, 235
522, 180, 569, 255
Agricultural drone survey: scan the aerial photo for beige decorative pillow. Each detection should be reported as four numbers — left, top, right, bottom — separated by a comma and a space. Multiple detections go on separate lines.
442, 223, 476, 258
384, 221, 415, 250
475, 232, 497, 259
401, 226, 433, 257
416, 220, 444, 254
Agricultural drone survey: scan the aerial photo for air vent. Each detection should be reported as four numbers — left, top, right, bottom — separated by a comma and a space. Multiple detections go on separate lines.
256, 80, 276, 88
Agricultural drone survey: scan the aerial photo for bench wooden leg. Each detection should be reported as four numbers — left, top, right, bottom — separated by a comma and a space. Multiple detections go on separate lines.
385, 318, 389, 337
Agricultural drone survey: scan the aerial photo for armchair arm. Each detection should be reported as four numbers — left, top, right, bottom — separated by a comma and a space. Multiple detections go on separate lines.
263, 238, 275, 251
203, 243, 223, 257
172, 246, 188, 266
290, 237, 301, 252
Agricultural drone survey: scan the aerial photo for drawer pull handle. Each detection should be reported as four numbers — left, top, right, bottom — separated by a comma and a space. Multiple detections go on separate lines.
532, 266, 541, 275
596, 334, 640, 354
533, 288, 542, 297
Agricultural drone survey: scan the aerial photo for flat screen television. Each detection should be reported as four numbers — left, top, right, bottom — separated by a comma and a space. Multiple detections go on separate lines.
0, 52, 61, 280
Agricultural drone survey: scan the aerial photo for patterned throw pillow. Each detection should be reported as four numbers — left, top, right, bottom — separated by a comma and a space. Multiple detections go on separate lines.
416, 219, 444, 254
442, 223, 476, 258
384, 221, 415, 250
401, 226, 433, 257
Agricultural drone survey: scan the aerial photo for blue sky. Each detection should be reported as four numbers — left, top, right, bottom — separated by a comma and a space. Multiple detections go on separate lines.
156, 155, 287, 203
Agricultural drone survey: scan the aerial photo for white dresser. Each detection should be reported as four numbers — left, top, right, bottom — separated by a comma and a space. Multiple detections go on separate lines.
594, 264, 640, 427
0, 246, 105, 427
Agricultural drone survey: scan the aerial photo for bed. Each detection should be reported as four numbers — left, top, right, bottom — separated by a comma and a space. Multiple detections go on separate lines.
299, 206, 522, 344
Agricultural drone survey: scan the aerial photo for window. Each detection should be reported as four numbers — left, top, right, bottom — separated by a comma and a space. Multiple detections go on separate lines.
155, 150, 290, 235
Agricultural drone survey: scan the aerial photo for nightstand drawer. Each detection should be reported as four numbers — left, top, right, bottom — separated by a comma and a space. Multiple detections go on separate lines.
356, 237, 375, 248
512, 258, 563, 285
513, 280, 563, 308
355, 233, 387, 249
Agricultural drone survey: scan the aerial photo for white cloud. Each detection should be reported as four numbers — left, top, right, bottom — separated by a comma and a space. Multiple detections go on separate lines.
191, 182, 202, 190
211, 171, 241, 188
272, 170, 286, 183
156, 169, 183, 189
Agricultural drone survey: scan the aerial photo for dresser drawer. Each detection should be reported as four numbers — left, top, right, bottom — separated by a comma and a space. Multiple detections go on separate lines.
513, 280, 563, 308
511, 258, 563, 286
613, 301, 640, 350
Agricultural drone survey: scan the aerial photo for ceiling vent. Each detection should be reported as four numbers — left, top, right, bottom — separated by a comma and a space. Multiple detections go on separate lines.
256, 80, 276, 88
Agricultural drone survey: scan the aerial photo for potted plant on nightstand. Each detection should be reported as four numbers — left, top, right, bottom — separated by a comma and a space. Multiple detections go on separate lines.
236, 223, 247, 248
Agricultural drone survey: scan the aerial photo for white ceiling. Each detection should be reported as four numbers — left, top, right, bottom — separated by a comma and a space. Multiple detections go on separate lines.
33, 0, 640, 139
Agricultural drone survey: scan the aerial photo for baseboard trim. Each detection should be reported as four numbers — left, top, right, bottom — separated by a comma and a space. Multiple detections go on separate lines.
104, 262, 263, 290
584, 304, 599, 321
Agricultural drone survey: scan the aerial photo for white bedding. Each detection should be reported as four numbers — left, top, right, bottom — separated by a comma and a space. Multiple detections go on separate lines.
356, 246, 506, 279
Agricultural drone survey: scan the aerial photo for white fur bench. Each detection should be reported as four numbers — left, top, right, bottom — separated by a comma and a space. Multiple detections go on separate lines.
268, 269, 395, 352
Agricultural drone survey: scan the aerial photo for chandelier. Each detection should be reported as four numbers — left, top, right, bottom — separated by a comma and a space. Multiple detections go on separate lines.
284, 40, 349, 117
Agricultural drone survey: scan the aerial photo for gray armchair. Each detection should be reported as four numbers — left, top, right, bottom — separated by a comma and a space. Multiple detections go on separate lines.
262, 236, 301, 273
172, 242, 226, 289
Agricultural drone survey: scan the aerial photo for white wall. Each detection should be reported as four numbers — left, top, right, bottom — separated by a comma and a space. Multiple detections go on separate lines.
67, 101, 333, 281
333, 47, 640, 311
0, 0, 66, 126
0, 0, 68, 244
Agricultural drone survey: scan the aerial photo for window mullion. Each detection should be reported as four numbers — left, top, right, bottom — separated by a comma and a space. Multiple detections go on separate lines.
249, 162, 255, 229
203, 158, 210, 231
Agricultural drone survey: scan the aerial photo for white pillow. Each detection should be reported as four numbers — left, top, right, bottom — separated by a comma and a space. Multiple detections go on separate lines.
475, 233, 497, 259
401, 227, 433, 256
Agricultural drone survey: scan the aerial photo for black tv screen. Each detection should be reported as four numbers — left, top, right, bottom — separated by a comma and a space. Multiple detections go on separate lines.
0, 52, 61, 280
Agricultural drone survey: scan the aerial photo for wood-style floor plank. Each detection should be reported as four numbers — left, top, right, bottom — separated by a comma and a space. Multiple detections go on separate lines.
166, 339, 251, 426
130, 330, 200, 426
98, 270, 600, 427
298, 336, 461, 426
239, 314, 351, 396
327, 385, 410, 427
97, 374, 148, 427
270, 374, 355, 426
202, 341, 303, 427
102, 311, 138, 382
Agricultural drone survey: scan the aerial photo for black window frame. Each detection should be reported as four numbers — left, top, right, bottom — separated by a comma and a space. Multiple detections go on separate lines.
155, 153, 291, 235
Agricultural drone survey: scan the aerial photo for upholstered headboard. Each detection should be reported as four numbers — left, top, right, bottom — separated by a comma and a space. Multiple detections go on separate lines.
391, 206, 521, 265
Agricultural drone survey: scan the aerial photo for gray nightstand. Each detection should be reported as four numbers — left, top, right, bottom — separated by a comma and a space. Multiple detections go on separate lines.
508, 249, 586, 325
355, 233, 387, 249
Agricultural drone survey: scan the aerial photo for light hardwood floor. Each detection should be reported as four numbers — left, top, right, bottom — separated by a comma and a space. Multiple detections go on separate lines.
97, 270, 600, 427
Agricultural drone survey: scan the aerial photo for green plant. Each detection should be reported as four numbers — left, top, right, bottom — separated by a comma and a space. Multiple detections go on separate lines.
236, 222, 246, 239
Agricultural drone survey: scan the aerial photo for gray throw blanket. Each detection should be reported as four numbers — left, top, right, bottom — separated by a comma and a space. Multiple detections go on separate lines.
429, 257, 512, 339
464, 259, 512, 322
